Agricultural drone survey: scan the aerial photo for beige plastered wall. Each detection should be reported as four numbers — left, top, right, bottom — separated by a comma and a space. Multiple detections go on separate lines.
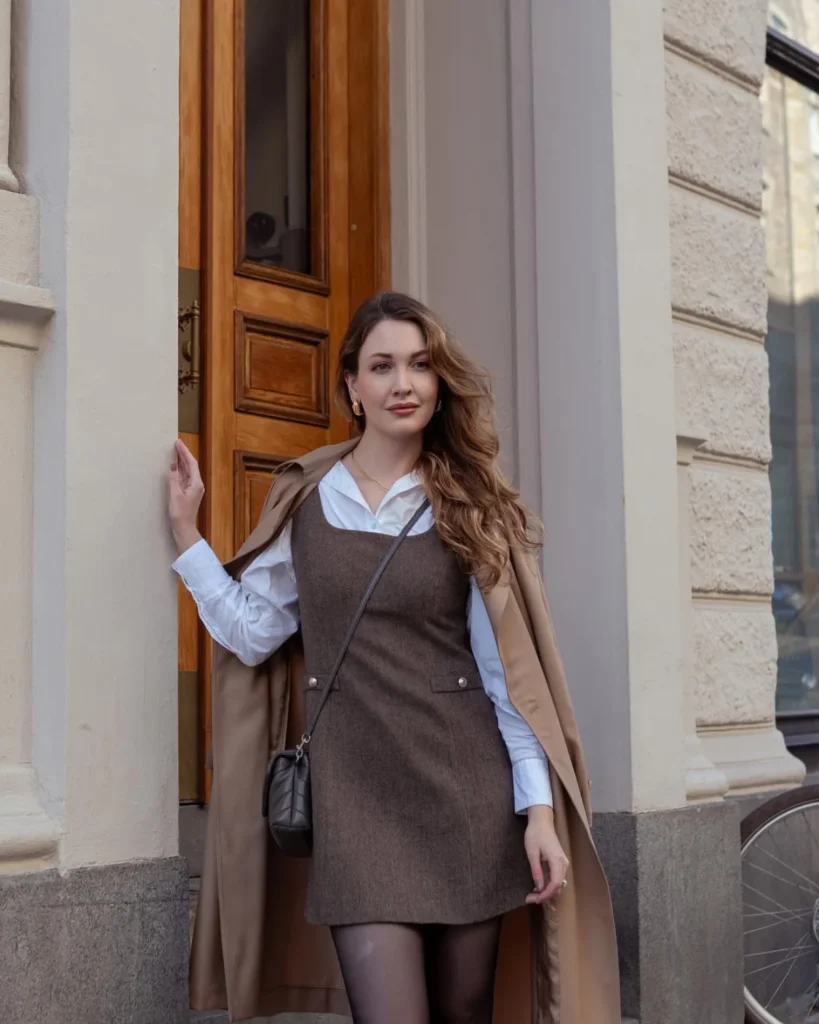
392, 0, 690, 812
392, 0, 802, 808
0, 0, 181, 875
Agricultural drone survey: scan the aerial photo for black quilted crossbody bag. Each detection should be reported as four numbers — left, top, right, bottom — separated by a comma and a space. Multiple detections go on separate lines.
262, 498, 431, 857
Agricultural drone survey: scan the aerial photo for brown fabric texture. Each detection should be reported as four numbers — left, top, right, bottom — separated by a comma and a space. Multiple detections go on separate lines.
189, 438, 622, 1024
291, 489, 532, 925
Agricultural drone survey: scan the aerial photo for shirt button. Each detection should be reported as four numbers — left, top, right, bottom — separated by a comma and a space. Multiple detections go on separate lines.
308, 677, 318, 688
458, 677, 468, 688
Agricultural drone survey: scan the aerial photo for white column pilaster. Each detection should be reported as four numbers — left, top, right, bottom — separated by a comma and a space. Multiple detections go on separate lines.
530, 0, 687, 812
17, 0, 180, 871
0, 279, 57, 873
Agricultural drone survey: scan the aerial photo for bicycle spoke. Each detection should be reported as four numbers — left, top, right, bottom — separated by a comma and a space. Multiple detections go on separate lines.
744, 880, 800, 914
794, 970, 819, 1023
744, 861, 819, 903
756, 841, 819, 898
744, 903, 814, 921
747, 946, 813, 983
744, 907, 815, 919
742, 793, 819, 1023
767, 938, 815, 1012
746, 931, 812, 978
747, 944, 817, 958
797, 807, 819, 856
745, 912, 813, 938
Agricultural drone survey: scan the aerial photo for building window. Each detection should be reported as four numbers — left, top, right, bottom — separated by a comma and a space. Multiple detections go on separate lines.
765, 23, 819, 735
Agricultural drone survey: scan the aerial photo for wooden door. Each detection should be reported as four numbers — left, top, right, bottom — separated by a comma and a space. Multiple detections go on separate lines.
178, 0, 390, 804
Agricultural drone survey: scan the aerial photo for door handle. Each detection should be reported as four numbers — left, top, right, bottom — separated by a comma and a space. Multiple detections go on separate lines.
178, 299, 200, 393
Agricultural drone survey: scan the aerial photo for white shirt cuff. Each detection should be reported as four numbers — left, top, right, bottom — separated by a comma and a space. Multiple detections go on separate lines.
172, 538, 228, 593
512, 757, 554, 814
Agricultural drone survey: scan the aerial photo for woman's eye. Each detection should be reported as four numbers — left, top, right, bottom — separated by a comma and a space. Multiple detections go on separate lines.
370, 362, 390, 372
413, 361, 430, 371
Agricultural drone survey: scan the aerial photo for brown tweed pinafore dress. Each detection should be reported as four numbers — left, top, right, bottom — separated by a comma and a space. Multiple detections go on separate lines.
290, 490, 533, 926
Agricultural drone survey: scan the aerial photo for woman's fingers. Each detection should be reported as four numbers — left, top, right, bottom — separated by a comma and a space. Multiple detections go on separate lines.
526, 844, 545, 895
525, 852, 569, 905
174, 439, 203, 494
541, 853, 568, 901
175, 440, 193, 489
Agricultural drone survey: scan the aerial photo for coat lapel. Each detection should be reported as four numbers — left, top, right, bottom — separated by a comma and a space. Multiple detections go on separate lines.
226, 438, 360, 578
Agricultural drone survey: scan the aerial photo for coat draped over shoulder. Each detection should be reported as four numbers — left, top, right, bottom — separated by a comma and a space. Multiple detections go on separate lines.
189, 440, 621, 1024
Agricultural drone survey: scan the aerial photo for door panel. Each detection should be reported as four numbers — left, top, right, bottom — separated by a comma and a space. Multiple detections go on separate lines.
179, 0, 390, 802
233, 313, 330, 427
205, 0, 350, 565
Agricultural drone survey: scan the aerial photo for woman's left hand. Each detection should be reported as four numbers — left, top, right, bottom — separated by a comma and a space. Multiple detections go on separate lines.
524, 805, 569, 904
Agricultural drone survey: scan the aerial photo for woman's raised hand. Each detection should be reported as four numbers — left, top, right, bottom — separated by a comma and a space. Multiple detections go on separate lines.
168, 439, 204, 554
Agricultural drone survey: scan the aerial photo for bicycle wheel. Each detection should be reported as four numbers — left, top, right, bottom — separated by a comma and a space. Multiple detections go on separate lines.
742, 785, 819, 1023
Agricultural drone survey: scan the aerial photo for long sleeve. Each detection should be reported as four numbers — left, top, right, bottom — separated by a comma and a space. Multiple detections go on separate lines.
468, 578, 553, 813
172, 523, 300, 667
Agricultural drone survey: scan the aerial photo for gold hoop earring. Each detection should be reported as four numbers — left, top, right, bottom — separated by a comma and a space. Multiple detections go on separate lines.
352, 398, 362, 417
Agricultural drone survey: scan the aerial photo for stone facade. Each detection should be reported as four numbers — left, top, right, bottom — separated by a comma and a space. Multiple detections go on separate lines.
665, 0, 804, 792
0, 0, 806, 1021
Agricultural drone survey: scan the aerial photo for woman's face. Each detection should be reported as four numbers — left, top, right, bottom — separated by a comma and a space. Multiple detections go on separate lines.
347, 319, 439, 440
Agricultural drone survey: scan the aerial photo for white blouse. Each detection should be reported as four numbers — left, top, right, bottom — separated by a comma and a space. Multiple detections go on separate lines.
173, 460, 552, 813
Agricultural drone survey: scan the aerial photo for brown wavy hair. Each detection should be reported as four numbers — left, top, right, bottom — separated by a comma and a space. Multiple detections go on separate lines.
336, 291, 542, 590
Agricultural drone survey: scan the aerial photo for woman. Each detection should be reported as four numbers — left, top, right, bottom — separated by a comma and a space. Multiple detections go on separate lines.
170, 292, 620, 1024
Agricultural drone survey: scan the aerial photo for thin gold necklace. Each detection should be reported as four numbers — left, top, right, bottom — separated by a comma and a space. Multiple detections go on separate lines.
350, 449, 390, 494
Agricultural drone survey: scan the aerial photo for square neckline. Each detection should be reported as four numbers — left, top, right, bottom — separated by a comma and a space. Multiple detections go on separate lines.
313, 463, 434, 542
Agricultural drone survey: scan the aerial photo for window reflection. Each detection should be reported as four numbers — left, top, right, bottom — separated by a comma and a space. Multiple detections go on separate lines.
765, 59, 819, 712
244, 0, 312, 276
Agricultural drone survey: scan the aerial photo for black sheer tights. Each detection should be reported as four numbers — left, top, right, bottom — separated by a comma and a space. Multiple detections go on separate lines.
330, 918, 502, 1024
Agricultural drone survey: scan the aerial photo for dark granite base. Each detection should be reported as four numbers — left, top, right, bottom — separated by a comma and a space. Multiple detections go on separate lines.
0, 858, 189, 1024
594, 803, 744, 1024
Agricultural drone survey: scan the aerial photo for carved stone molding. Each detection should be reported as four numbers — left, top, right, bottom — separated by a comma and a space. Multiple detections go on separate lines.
0, 278, 56, 351
0, 766, 59, 873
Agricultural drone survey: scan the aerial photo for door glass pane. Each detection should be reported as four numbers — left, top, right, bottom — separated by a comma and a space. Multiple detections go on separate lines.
763, 62, 819, 713
244, 0, 312, 276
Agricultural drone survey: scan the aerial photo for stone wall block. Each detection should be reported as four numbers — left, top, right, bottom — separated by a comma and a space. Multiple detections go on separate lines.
663, 0, 769, 85
665, 50, 763, 209
692, 603, 777, 725
689, 465, 773, 594
0, 859, 188, 1024
674, 321, 770, 463
670, 186, 767, 335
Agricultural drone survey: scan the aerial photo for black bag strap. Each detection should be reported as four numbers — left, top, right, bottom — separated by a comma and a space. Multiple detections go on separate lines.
295, 497, 431, 757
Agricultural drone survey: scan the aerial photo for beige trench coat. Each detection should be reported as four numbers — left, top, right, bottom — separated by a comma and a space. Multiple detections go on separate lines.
189, 439, 621, 1024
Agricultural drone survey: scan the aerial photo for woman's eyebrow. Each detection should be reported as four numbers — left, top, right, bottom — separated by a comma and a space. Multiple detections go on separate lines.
367, 350, 428, 360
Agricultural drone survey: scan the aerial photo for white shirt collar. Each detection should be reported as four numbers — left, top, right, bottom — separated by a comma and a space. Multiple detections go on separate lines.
325, 460, 424, 516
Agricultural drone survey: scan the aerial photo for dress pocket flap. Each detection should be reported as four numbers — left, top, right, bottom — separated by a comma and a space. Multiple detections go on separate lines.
430, 672, 481, 693
302, 673, 340, 692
